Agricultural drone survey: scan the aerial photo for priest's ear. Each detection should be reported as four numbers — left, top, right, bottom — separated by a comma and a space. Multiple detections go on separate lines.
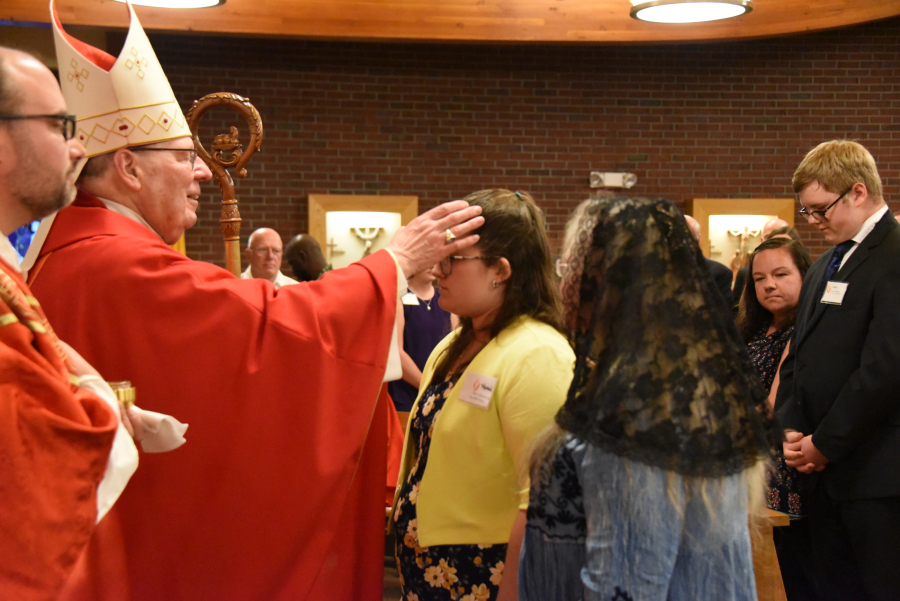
112, 148, 144, 191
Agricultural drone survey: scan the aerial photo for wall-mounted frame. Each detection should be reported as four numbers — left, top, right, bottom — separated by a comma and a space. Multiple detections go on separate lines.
686, 198, 795, 263
308, 194, 418, 268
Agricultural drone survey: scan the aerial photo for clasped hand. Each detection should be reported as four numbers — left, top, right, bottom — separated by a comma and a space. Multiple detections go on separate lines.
783, 430, 828, 474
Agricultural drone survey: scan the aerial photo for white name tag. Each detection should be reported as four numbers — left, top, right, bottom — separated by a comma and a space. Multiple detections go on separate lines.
458, 372, 497, 410
820, 281, 849, 305
401, 292, 420, 306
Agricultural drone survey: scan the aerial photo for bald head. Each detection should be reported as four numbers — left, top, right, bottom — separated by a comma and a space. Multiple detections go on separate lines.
285, 234, 327, 282
244, 228, 284, 283
0, 48, 24, 114
684, 215, 702, 242
0, 46, 86, 235
762, 218, 790, 241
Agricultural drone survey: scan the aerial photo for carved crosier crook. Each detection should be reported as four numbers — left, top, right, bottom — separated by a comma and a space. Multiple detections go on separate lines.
186, 93, 264, 276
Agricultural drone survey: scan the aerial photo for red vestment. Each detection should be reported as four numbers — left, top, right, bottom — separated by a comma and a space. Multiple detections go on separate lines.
0, 253, 116, 601
28, 191, 397, 601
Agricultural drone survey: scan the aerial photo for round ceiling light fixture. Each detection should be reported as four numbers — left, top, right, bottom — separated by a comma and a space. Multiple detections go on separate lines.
630, 0, 752, 23
114, 0, 225, 8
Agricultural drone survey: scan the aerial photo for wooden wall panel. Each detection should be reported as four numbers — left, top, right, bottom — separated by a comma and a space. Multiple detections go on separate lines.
4, 0, 900, 44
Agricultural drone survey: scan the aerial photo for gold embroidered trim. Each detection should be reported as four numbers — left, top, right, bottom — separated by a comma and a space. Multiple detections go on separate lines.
27, 320, 47, 334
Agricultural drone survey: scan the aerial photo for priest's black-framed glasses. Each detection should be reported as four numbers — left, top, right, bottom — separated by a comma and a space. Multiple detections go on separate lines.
0, 113, 76, 140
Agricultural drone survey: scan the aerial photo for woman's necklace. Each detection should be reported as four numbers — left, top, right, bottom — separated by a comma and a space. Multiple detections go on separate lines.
422, 296, 433, 311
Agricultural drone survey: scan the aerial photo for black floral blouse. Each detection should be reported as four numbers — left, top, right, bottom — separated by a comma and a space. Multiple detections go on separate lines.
393, 376, 508, 601
747, 325, 806, 518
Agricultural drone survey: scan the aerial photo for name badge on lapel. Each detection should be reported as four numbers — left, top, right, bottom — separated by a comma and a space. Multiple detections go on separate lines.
401, 292, 419, 306
458, 372, 497, 410
820, 281, 849, 305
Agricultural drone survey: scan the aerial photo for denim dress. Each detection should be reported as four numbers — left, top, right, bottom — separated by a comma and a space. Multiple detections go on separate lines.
520, 434, 758, 601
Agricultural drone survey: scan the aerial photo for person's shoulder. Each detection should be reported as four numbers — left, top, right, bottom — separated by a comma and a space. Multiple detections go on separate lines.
706, 258, 731, 275
500, 317, 573, 356
275, 271, 298, 286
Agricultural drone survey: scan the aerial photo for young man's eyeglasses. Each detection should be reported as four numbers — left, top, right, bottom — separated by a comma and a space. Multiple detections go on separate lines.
439, 255, 497, 276
798, 186, 854, 222
0, 114, 77, 140
131, 146, 199, 165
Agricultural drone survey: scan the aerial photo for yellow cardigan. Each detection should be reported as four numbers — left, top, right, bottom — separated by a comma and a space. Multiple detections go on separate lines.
392, 316, 574, 547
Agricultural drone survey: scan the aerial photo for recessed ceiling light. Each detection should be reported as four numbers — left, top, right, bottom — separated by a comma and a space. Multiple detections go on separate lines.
631, 0, 752, 24
113, 0, 225, 8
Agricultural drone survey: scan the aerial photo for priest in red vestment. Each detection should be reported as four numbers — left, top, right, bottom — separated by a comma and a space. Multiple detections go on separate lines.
23, 5, 484, 600
0, 46, 139, 600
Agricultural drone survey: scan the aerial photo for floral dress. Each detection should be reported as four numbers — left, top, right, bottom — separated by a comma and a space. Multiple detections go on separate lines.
393, 376, 508, 601
747, 325, 806, 518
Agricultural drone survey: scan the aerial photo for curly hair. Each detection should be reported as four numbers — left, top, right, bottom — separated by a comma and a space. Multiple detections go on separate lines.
555, 197, 778, 478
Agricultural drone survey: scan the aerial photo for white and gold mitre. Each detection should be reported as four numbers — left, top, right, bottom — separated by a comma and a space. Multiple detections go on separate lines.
51, 0, 191, 158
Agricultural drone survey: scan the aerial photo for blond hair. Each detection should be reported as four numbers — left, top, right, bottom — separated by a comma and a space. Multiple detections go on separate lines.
793, 140, 883, 203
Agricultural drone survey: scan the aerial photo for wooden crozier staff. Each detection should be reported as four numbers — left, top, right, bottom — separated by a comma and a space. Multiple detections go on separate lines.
186, 93, 264, 276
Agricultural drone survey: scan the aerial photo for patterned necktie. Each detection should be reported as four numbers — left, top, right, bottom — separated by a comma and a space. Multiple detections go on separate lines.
817, 239, 855, 300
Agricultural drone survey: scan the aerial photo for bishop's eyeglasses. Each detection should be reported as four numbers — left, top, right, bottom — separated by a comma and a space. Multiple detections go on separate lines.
130, 146, 199, 165
0, 114, 77, 140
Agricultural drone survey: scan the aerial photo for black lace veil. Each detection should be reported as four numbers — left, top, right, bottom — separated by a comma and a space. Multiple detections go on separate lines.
555, 197, 778, 478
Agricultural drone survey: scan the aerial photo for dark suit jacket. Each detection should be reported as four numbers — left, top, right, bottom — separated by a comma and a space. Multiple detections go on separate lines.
775, 210, 900, 501
705, 258, 734, 308
732, 266, 748, 309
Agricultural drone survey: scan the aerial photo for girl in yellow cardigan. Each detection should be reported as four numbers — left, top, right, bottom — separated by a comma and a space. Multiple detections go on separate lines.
391, 189, 574, 601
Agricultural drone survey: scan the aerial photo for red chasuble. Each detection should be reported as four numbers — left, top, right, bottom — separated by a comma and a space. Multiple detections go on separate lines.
0, 254, 116, 601
28, 192, 397, 601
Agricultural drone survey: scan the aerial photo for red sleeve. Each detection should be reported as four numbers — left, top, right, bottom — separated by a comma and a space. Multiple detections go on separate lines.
0, 325, 116, 601
30, 208, 398, 600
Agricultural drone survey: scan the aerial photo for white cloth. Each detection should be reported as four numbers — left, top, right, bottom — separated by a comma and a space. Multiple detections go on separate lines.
382, 249, 406, 383
129, 407, 188, 453
240, 266, 299, 289
98, 198, 155, 233
76, 376, 139, 522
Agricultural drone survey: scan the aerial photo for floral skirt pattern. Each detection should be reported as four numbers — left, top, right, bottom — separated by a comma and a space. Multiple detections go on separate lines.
393, 377, 508, 601
766, 448, 806, 518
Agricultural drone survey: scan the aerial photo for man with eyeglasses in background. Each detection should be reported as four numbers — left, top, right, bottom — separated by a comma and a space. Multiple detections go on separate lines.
0, 46, 142, 600
775, 140, 900, 601
240, 227, 298, 288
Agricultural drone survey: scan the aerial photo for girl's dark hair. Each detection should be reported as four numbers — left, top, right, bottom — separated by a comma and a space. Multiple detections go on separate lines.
736, 237, 812, 342
430, 189, 565, 384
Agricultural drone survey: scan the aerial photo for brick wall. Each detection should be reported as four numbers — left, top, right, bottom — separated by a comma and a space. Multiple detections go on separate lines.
148, 17, 900, 268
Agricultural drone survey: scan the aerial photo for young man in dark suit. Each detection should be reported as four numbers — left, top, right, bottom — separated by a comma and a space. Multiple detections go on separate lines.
775, 140, 900, 601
